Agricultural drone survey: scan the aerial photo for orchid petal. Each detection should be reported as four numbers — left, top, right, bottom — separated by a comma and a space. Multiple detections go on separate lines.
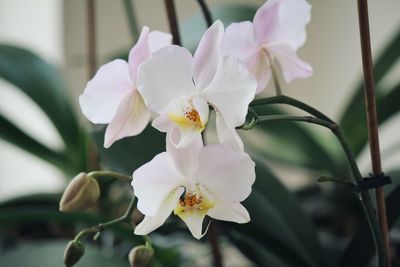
208, 200, 250, 223
148, 30, 173, 53
79, 59, 132, 124
253, 0, 281, 44
221, 21, 258, 61
192, 20, 223, 90
128, 27, 151, 82
104, 90, 151, 148
177, 208, 208, 239
274, 0, 312, 50
203, 56, 257, 127
166, 127, 203, 178
152, 114, 172, 132
215, 112, 244, 152
244, 50, 272, 93
268, 43, 312, 82
132, 152, 184, 217
137, 45, 196, 113
134, 187, 184, 235
195, 144, 255, 202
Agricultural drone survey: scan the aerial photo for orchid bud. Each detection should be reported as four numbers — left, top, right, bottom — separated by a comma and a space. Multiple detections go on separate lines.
128, 245, 154, 267
59, 172, 100, 212
64, 240, 85, 267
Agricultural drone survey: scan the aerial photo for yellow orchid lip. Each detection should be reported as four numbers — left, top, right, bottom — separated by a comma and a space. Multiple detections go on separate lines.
173, 190, 214, 216
168, 106, 205, 131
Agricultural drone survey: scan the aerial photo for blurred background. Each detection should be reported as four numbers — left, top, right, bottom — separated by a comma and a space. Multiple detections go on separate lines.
1, 0, 400, 266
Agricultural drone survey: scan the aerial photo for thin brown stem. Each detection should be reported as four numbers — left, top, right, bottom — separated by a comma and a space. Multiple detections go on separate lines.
207, 223, 223, 267
86, 0, 97, 79
164, 0, 181, 45
357, 0, 390, 266
196, 0, 213, 27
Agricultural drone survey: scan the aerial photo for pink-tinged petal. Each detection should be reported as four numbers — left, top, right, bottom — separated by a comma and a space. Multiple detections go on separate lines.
208, 200, 250, 223
203, 56, 257, 127
152, 114, 172, 132
148, 30, 173, 53
221, 21, 259, 61
192, 20, 224, 90
268, 43, 312, 82
274, 0, 312, 49
244, 50, 272, 93
134, 187, 184, 235
137, 45, 196, 113
195, 144, 255, 202
79, 59, 133, 124
215, 112, 244, 152
132, 152, 185, 217
166, 127, 203, 178
128, 27, 151, 82
104, 90, 151, 148
253, 0, 281, 44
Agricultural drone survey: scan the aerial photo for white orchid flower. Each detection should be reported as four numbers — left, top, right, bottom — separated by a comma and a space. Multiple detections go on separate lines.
79, 27, 172, 148
221, 0, 313, 93
137, 20, 257, 151
132, 129, 255, 239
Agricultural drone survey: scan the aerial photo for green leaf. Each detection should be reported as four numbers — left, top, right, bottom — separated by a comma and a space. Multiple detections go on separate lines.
181, 4, 258, 52
0, 45, 87, 173
225, 161, 330, 267
227, 229, 292, 267
339, 27, 400, 156
0, 114, 70, 173
92, 125, 165, 174
0, 241, 129, 267
339, 170, 400, 267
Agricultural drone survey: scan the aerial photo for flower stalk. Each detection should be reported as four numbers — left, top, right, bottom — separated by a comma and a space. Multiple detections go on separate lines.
88, 170, 133, 183
244, 96, 386, 267
164, 0, 181, 45
357, 0, 390, 265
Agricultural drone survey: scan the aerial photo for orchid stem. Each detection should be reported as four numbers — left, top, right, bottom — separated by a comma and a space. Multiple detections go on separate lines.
357, 0, 390, 265
270, 64, 282, 96
88, 170, 132, 182
86, 0, 97, 78
122, 0, 139, 42
245, 101, 386, 266
164, 0, 181, 45
196, 0, 213, 27
74, 194, 136, 242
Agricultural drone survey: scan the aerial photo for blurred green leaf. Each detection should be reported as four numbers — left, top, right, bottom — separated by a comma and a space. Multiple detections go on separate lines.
227, 229, 292, 267
225, 161, 330, 267
0, 114, 70, 173
0, 45, 87, 173
181, 4, 258, 52
339, 170, 400, 267
92, 125, 165, 174
0, 241, 129, 267
339, 27, 400, 156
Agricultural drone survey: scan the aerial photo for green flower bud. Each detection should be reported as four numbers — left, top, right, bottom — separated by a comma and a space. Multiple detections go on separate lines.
64, 240, 85, 267
128, 245, 154, 267
59, 172, 100, 212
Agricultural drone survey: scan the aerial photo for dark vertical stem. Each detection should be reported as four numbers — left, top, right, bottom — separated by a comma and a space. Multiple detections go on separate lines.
357, 0, 390, 266
196, 0, 213, 27
86, 0, 97, 79
163, 0, 181, 46
207, 223, 223, 267
122, 0, 140, 42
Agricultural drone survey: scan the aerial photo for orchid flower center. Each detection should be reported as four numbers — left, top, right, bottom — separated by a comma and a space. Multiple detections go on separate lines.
174, 185, 214, 216
167, 98, 207, 131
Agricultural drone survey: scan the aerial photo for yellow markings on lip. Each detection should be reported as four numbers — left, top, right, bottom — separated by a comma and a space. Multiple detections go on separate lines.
173, 191, 214, 216
168, 107, 205, 131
